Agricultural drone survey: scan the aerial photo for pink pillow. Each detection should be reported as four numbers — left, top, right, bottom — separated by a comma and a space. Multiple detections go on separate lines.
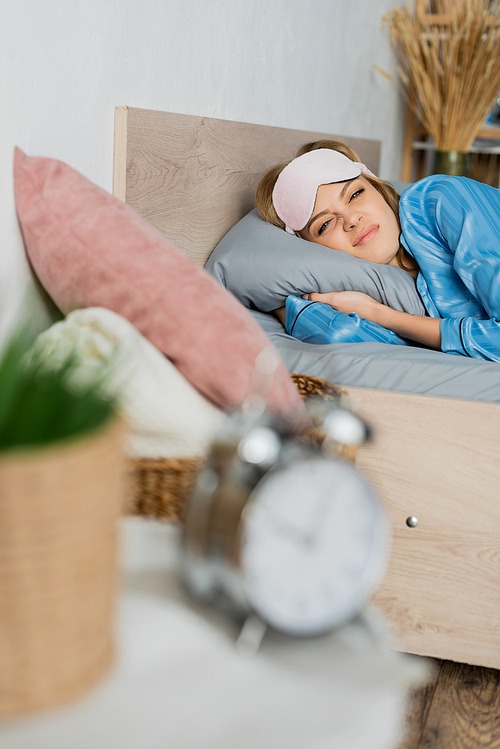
14, 148, 305, 423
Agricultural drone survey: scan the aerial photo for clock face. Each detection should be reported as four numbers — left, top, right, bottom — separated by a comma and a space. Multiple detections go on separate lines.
239, 457, 387, 636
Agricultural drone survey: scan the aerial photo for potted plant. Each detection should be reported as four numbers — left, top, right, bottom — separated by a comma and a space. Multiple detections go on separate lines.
0, 332, 125, 717
383, 0, 500, 175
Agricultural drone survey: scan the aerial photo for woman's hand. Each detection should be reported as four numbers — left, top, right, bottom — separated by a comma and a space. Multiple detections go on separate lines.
303, 291, 382, 319
304, 291, 442, 350
274, 306, 286, 325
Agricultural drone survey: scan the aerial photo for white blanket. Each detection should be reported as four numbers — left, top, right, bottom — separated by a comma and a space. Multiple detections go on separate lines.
30, 308, 225, 459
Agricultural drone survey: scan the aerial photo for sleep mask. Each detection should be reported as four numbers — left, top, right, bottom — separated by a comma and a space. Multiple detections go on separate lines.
272, 149, 375, 235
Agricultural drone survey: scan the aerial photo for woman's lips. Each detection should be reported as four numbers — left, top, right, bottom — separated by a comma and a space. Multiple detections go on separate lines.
353, 224, 379, 247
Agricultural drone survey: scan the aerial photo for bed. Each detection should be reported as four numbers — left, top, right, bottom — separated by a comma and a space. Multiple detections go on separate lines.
113, 106, 500, 671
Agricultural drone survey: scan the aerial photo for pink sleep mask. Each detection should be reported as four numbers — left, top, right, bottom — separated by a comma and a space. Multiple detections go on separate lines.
272, 149, 376, 235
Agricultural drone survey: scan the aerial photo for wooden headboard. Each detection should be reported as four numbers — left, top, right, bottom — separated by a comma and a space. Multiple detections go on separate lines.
113, 107, 381, 266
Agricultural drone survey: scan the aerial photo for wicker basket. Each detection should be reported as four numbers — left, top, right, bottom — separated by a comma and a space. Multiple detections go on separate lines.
127, 374, 348, 524
0, 418, 126, 718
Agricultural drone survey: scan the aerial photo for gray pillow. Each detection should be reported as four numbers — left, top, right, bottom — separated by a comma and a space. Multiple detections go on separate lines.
205, 208, 425, 315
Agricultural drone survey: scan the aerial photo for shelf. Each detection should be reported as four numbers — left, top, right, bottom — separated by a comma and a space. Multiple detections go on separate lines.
416, 0, 499, 26
476, 126, 500, 140
413, 140, 500, 155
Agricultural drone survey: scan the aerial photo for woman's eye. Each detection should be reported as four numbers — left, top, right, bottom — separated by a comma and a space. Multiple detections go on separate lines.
318, 218, 335, 235
349, 188, 364, 202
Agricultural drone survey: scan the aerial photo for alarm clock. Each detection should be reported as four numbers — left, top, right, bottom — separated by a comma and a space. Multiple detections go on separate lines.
180, 400, 388, 639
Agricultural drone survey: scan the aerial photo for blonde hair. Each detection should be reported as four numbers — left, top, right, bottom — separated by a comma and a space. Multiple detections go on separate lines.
255, 139, 417, 274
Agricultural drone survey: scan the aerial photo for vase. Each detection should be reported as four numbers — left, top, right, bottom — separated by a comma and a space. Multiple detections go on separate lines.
0, 417, 126, 717
433, 150, 469, 177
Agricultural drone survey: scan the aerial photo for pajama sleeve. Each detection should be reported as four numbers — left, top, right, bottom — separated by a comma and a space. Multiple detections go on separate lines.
284, 295, 414, 347
399, 175, 500, 362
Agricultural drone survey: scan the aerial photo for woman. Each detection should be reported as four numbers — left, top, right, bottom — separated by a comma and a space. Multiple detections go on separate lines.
255, 140, 500, 362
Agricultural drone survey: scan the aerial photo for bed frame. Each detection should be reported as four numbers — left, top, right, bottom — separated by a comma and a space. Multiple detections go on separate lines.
114, 106, 500, 670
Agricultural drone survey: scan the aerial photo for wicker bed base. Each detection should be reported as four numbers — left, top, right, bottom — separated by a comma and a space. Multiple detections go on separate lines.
126, 374, 345, 523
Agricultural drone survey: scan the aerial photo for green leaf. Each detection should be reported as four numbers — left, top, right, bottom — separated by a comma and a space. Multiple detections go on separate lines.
0, 329, 119, 450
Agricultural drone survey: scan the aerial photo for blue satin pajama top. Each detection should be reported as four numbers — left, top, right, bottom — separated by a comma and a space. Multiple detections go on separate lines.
284, 175, 500, 362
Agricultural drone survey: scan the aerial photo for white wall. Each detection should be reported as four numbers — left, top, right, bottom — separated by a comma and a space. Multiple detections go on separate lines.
1, 0, 404, 339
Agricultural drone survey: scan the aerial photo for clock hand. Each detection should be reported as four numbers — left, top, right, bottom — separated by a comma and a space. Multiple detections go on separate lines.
267, 514, 314, 547
306, 489, 337, 549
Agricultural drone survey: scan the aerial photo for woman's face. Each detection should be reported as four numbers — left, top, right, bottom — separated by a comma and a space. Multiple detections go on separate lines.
298, 176, 400, 266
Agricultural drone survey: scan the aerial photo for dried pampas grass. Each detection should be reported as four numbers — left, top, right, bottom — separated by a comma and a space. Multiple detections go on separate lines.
383, 0, 500, 152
